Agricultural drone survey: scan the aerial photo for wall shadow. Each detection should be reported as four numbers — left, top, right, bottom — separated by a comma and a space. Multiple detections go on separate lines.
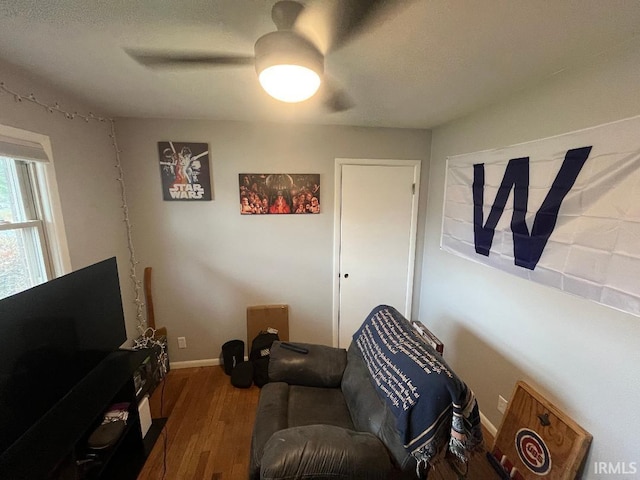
443, 320, 527, 432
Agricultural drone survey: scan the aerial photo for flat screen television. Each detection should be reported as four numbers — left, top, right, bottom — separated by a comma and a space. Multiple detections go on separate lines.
0, 257, 127, 457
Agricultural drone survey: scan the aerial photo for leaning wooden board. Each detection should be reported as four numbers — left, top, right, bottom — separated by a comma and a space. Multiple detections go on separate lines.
247, 304, 289, 349
143, 267, 167, 339
489, 381, 592, 480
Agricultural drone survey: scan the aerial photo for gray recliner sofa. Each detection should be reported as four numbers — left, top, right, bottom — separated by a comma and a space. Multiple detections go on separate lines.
249, 341, 419, 479
249, 305, 482, 480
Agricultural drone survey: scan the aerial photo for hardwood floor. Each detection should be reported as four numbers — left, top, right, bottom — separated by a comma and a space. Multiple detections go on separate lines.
137, 366, 499, 480
138, 366, 260, 480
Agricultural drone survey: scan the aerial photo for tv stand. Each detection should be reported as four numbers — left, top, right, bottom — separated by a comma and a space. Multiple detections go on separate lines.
0, 349, 166, 480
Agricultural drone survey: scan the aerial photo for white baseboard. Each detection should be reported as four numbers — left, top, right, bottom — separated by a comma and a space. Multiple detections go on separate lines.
170, 356, 249, 370
480, 411, 498, 438
170, 358, 220, 369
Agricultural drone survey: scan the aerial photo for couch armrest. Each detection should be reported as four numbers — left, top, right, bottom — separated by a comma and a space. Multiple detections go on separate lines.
269, 341, 347, 388
260, 425, 392, 480
250, 382, 290, 480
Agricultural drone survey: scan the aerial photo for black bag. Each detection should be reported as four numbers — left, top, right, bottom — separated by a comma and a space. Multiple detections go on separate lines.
221, 339, 245, 376
249, 332, 279, 387
230, 361, 254, 388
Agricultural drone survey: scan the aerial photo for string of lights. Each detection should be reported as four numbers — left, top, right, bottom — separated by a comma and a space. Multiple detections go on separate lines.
0, 80, 167, 372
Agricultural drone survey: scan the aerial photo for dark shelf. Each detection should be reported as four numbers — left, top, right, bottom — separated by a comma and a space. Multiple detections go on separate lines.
143, 418, 168, 456
93, 418, 167, 480
0, 349, 162, 480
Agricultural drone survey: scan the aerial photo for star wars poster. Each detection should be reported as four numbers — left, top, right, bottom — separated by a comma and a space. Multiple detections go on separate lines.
158, 141, 212, 201
239, 174, 320, 214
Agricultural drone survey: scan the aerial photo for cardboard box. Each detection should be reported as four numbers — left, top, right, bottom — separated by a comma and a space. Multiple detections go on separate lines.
247, 305, 289, 349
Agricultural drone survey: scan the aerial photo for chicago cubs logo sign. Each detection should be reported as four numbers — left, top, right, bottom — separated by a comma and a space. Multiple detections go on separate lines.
515, 428, 552, 475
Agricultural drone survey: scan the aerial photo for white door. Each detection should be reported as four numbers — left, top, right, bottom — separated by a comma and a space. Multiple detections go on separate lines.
334, 160, 420, 348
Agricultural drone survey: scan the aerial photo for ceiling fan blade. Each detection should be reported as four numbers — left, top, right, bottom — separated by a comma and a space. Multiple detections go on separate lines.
321, 76, 355, 113
313, 0, 414, 53
127, 50, 255, 68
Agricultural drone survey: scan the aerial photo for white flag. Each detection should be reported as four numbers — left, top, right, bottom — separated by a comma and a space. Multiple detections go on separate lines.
442, 115, 640, 316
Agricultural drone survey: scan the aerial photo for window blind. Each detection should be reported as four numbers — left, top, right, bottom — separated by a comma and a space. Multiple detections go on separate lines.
0, 135, 49, 162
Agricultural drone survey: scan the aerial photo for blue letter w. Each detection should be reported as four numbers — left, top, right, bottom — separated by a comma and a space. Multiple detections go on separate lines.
473, 146, 592, 270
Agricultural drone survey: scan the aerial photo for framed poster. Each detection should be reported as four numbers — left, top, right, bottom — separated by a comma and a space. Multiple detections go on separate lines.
239, 173, 320, 215
157, 141, 212, 201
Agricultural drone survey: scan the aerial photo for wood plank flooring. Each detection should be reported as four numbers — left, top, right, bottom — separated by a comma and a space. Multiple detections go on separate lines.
137, 366, 499, 480
138, 366, 259, 480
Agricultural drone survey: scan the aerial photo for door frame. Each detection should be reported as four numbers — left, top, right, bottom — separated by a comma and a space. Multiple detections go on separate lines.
332, 158, 422, 347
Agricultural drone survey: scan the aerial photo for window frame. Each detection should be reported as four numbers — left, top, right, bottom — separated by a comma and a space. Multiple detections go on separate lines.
0, 123, 71, 288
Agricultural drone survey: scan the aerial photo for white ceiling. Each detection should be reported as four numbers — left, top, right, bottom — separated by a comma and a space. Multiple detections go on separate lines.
1, 1, 639, 129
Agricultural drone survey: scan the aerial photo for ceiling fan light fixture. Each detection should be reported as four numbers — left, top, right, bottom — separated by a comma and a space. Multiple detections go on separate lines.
259, 64, 321, 103
255, 31, 324, 104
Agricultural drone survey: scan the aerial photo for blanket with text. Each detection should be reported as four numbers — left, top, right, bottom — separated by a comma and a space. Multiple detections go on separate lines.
353, 305, 482, 469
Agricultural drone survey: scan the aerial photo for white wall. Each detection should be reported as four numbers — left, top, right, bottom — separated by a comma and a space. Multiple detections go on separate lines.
115, 119, 431, 363
420, 39, 640, 476
0, 59, 139, 339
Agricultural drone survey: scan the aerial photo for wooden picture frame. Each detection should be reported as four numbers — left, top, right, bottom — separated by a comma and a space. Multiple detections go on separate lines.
489, 381, 592, 480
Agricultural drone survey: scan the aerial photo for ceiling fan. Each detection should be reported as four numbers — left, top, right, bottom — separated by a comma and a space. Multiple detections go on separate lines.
127, 0, 407, 112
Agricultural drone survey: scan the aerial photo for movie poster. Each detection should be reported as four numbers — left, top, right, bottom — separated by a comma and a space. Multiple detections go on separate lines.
239, 173, 320, 215
157, 141, 212, 201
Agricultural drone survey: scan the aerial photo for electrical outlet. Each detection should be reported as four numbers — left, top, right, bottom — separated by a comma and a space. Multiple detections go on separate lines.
497, 395, 508, 414
177, 336, 187, 349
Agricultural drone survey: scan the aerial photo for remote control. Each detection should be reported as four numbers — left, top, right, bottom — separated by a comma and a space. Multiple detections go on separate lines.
280, 342, 309, 354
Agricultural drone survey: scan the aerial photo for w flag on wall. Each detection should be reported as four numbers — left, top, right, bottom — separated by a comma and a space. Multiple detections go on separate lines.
441, 115, 640, 317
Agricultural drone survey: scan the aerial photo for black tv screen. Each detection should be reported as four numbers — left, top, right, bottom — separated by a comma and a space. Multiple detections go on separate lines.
0, 257, 127, 455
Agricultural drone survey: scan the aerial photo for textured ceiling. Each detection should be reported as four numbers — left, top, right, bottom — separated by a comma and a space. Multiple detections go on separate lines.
1, 0, 639, 128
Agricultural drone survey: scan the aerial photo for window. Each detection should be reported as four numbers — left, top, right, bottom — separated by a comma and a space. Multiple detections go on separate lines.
0, 157, 49, 296
0, 125, 70, 299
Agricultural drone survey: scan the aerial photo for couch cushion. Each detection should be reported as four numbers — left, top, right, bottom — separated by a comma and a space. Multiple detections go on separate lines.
288, 385, 354, 430
269, 341, 347, 388
249, 382, 290, 479
260, 425, 392, 480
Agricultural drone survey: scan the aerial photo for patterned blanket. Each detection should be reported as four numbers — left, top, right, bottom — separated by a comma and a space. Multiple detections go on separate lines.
353, 305, 483, 470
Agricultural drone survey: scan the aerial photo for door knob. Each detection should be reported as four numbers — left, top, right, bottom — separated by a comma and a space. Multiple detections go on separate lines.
344, 273, 349, 278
